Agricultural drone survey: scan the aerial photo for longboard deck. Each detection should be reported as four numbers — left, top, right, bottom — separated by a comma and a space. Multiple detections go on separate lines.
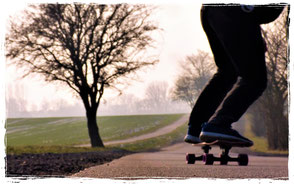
192, 140, 252, 148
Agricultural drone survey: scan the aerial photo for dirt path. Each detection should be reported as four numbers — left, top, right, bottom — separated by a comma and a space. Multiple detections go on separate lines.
78, 114, 189, 147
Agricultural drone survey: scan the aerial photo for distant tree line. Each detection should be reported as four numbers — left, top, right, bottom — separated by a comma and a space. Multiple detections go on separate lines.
6, 81, 190, 118
100, 81, 190, 115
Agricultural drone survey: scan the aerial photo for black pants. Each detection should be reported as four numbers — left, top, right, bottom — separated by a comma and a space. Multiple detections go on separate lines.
188, 5, 267, 136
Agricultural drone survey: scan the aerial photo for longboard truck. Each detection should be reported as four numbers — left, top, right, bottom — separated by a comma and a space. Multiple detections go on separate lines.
186, 140, 250, 166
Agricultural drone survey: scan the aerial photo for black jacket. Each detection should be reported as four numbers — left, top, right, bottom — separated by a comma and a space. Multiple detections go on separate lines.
203, 4, 286, 24
251, 4, 285, 24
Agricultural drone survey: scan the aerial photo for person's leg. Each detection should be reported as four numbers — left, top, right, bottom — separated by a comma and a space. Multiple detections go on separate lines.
185, 6, 238, 143
200, 6, 267, 144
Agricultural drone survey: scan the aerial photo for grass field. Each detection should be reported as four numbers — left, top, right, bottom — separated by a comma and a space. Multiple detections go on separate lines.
6, 122, 188, 155
6, 114, 185, 147
116, 122, 187, 152
6, 113, 288, 156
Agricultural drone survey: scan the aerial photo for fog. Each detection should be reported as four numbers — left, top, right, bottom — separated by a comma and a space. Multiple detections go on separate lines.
4, 3, 210, 118
6, 82, 191, 118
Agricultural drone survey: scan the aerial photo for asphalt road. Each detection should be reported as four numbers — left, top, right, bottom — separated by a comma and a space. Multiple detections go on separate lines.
72, 142, 288, 180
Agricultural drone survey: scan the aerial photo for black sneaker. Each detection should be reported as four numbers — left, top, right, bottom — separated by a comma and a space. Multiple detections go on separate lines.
199, 122, 253, 146
184, 125, 202, 144
184, 134, 202, 144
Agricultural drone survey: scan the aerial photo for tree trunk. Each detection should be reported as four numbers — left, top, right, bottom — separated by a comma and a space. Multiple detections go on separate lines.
264, 97, 288, 151
248, 103, 266, 137
266, 111, 279, 150
279, 114, 288, 150
86, 109, 104, 147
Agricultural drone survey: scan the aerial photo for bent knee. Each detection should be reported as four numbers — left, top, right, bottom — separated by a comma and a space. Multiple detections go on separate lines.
214, 70, 238, 85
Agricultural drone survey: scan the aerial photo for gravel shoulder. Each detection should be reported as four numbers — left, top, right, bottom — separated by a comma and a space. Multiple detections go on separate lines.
6, 149, 132, 177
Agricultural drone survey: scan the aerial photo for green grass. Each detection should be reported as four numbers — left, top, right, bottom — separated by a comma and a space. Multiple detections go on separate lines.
98, 114, 183, 141
6, 117, 188, 155
244, 117, 288, 155
6, 114, 184, 147
113, 122, 187, 152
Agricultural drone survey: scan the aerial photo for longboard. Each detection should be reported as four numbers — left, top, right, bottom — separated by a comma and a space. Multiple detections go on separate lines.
193, 140, 252, 148
186, 140, 252, 166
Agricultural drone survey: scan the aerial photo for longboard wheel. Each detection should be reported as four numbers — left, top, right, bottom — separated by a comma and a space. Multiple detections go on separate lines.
220, 154, 229, 165
238, 154, 248, 166
186, 153, 196, 164
203, 154, 214, 165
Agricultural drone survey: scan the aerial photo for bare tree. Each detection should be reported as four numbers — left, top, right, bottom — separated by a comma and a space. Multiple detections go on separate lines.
172, 50, 215, 108
248, 7, 289, 150
6, 83, 31, 118
6, 4, 159, 147
144, 81, 169, 113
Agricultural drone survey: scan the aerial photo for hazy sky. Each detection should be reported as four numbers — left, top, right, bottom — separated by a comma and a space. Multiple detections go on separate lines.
2, 0, 292, 115
4, 1, 211, 112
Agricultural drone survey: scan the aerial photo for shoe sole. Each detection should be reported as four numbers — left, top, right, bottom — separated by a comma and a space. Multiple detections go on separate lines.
200, 132, 253, 146
184, 139, 199, 144
184, 135, 202, 144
